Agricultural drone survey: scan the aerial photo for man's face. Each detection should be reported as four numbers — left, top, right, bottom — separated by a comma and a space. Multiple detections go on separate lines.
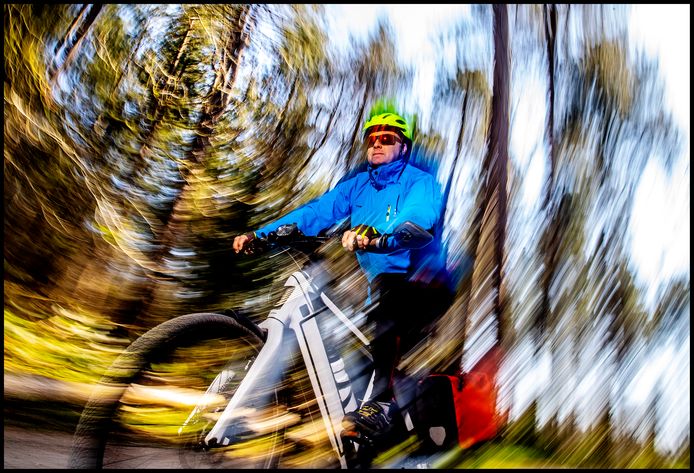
366, 131, 407, 167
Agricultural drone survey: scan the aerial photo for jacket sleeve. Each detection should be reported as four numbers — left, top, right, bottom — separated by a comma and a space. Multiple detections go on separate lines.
392, 173, 442, 232
253, 178, 354, 237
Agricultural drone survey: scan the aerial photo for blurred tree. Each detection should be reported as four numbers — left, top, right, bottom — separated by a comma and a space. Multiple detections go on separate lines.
536, 3, 559, 349
49, 4, 103, 85
410, 5, 493, 374
244, 5, 334, 224
649, 277, 689, 342
531, 3, 683, 461
460, 3, 510, 372
4, 4, 101, 319
127, 5, 258, 329
39, 6, 153, 321
339, 19, 413, 172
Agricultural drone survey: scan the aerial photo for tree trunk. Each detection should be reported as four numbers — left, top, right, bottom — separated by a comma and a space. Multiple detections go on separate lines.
344, 77, 373, 170
455, 87, 470, 164
441, 84, 471, 221
53, 4, 89, 58
303, 80, 346, 166
49, 4, 103, 84
542, 4, 557, 209
461, 4, 509, 372
537, 3, 558, 347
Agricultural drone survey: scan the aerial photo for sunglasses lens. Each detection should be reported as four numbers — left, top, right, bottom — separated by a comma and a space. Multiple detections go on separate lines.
366, 134, 399, 147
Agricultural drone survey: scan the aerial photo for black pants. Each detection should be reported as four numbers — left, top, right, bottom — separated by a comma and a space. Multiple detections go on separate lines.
366, 273, 453, 403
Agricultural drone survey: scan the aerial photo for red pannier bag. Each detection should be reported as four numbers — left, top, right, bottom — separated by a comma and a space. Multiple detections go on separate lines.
414, 347, 503, 451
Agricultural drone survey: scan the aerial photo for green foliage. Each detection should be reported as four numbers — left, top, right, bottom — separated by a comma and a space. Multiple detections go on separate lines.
4, 307, 127, 383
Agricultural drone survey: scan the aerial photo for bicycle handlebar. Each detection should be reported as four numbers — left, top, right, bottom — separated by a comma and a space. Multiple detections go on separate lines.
245, 221, 433, 255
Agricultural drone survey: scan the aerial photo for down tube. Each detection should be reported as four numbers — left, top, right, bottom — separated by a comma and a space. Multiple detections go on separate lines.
203, 316, 294, 446
289, 309, 354, 468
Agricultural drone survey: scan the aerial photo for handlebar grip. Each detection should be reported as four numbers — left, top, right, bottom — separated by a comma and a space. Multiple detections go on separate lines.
364, 221, 434, 252
240, 224, 326, 255
363, 233, 392, 253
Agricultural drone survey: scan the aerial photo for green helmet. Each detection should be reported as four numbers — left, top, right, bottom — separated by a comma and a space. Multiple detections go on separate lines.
362, 112, 413, 141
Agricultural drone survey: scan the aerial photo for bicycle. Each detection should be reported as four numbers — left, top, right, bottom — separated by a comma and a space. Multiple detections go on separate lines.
68, 221, 435, 469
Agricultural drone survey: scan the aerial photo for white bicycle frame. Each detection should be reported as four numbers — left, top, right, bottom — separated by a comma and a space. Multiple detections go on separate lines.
203, 267, 376, 469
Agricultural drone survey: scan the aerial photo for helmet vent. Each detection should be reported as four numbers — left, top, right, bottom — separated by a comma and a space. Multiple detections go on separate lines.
362, 112, 412, 141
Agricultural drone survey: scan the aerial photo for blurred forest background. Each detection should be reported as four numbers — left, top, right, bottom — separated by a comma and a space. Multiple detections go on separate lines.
4, 4, 689, 468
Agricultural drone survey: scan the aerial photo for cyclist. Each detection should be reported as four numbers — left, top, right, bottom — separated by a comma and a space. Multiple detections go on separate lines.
233, 107, 453, 446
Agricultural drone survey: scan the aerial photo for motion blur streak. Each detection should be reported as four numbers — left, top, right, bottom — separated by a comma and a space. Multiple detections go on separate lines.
4, 4, 689, 468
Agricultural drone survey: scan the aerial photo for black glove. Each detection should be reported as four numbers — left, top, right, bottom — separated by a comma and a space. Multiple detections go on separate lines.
351, 224, 380, 240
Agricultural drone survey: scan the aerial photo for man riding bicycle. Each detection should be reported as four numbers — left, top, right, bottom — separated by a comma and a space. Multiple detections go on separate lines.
233, 106, 453, 447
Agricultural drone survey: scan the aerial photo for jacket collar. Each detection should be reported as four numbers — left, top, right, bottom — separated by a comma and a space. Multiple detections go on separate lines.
367, 158, 407, 190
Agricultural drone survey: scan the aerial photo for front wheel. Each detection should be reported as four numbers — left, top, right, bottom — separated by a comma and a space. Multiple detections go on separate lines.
68, 312, 288, 469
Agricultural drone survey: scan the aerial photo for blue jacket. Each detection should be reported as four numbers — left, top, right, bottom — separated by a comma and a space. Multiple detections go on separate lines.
254, 158, 448, 285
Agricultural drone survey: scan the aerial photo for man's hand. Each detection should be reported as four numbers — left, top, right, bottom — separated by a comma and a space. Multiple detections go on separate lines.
233, 233, 254, 254
342, 230, 371, 252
